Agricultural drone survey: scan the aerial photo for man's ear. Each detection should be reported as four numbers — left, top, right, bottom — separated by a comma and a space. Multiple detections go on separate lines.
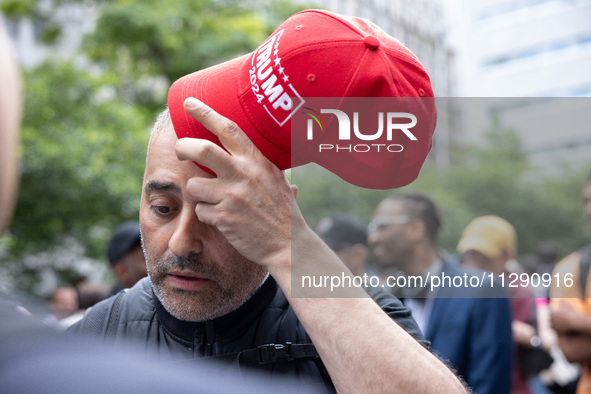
406, 218, 426, 242
112, 262, 128, 282
351, 244, 368, 266
291, 184, 299, 199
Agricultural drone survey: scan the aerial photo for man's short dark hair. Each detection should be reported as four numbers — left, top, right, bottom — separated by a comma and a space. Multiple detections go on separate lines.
385, 193, 442, 242
316, 213, 367, 251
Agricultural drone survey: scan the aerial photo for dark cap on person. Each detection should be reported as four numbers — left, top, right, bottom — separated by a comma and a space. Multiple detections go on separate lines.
316, 214, 368, 250
108, 221, 141, 265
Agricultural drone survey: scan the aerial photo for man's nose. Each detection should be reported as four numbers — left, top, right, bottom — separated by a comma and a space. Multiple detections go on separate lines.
168, 208, 206, 257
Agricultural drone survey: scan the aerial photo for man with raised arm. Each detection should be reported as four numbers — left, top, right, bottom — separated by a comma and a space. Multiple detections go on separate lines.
71, 9, 466, 393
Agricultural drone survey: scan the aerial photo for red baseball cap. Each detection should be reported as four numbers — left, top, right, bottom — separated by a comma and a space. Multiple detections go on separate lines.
168, 9, 436, 189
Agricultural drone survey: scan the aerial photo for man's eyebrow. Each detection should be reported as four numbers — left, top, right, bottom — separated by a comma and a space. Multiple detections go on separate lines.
144, 180, 181, 194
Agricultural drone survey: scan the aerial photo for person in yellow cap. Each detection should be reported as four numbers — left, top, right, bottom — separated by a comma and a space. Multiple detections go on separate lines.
457, 215, 519, 279
458, 215, 540, 394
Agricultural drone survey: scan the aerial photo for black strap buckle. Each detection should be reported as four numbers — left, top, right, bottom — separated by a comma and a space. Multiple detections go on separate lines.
256, 342, 293, 364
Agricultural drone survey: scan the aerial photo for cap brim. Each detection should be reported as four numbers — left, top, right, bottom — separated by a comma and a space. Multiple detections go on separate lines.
457, 237, 499, 259
168, 54, 291, 175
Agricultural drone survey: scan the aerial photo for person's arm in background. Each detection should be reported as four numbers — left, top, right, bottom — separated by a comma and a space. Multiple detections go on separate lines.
550, 253, 591, 364
551, 301, 591, 335
551, 301, 591, 364
175, 98, 467, 394
511, 292, 537, 348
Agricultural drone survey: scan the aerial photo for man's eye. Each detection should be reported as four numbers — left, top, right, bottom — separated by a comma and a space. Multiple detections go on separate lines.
151, 205, 173, 215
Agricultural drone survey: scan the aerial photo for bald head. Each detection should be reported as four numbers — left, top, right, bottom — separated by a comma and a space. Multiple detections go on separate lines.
144, 107, 214, 183
145, 108, 172, 158
0, 20, 23, 234
150, 108, 172, 139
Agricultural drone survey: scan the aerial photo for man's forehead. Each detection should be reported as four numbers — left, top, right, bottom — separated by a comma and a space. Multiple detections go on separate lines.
145, 124, 212, 183
377, 199, 405, 215
148, 123, 177, 157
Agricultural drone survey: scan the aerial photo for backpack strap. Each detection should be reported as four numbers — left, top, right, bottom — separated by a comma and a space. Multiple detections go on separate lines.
82, 293, 319, 365
81, 290, 127, 343
180, 342, 319, 366
579, 245, 591, 298
238, 342, 319, 365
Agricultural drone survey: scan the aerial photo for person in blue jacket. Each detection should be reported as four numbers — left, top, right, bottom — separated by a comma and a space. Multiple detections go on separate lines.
369, 193, 514, 394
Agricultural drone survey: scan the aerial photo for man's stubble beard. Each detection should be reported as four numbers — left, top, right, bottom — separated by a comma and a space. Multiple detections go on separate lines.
145, 250, 268, 322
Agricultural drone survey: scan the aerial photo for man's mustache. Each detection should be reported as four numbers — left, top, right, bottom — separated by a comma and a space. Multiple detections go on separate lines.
158, 252, 220, 277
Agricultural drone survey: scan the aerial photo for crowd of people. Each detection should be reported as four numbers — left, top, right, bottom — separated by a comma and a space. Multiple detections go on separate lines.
37, 173, 591, 394
316, 174, 591, 394
2, 7, 591, 394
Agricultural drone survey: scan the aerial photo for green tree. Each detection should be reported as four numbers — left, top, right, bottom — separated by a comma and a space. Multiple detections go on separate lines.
10, 61, 150, 259
294, 127, 591, 261
1, 0, 316, 294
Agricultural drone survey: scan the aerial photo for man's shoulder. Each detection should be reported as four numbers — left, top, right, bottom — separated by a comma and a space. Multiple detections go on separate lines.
553, 251, 581, 276
551, 245, 591, 299
70, 278, 155, 334
103, 277, 154, 315
438, 258, 509, 299
554, 244, 591, 272
441, 262, 512, 321
259, 282, 307, 337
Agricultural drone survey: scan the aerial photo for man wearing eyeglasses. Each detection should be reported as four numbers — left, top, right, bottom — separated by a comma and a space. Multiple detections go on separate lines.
368, 193, 514, 394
